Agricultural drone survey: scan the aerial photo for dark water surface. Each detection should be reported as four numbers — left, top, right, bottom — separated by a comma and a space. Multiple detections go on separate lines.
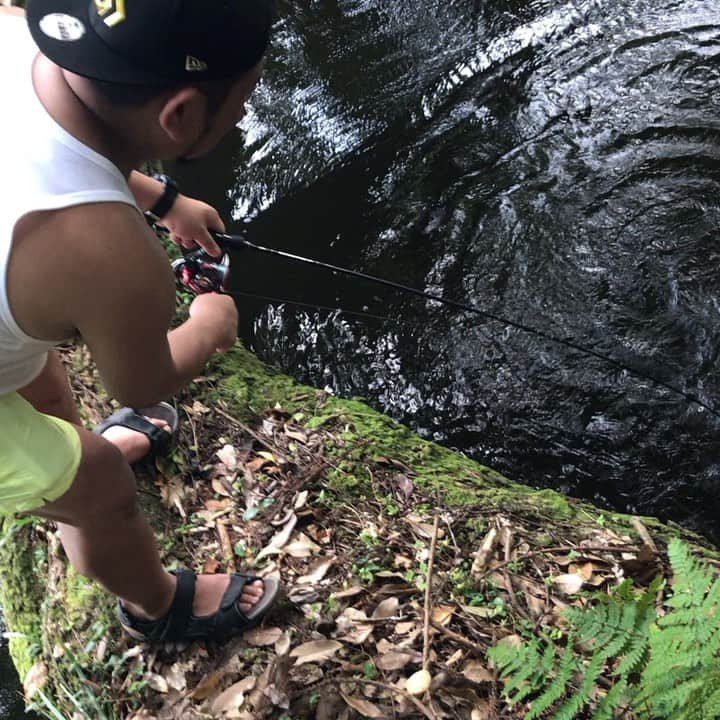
179, 0, 720, 543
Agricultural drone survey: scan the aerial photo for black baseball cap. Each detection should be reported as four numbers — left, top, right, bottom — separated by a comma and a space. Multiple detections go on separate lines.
26, 0, 275, 86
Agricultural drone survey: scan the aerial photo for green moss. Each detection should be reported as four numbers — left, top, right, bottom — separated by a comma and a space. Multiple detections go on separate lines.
0, 519, 46, 680
1, 340, 715, 714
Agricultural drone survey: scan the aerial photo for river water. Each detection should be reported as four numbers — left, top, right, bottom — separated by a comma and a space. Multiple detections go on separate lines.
173, 0, 720, 544
4, 0, 720, 715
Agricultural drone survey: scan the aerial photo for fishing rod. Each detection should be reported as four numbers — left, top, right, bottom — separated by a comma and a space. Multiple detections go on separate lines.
169, 230, 720, 420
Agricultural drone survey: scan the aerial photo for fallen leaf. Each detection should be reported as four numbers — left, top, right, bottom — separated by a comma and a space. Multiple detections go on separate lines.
553, 573, 585, 595
216, 444, 238, 471
372, 596, 399, 619
294, 491, 309, 510
255, 513, 298, 561
165, 663, 187, 693
472, 700, 492, 720
146, 674, 168, 693
340, 691, 385, 718
405, 669, 431, 696
285, 532, 321, 558
23, 662, 47, 700
462, 660, 494, 684
246, 456, 270, 473
289, 639, 343, 666
188, 669, 227, 700
211, 477, 234, 498
395, 621, 416, 635
297, 556, 335, 585
331, 584, 364, 600
245, 627, 283, 646
285, 427, 308, 444
211, 677, 256, 716
275, 631, 292, 657
432, 605, 454, 626
376, 651, 417, 671
158, 476, 187, 518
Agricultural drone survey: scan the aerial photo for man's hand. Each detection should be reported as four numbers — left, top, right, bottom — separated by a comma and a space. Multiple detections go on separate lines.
162, 195, 224, 257
188, 293, 239, 353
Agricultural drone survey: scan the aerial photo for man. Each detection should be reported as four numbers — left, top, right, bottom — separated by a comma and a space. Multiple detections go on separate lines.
0, 0, 279, 642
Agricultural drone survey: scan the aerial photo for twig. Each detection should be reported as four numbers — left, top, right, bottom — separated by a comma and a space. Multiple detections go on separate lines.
358, 680, 437, 720
215, 405, 291, 464
476, 544, 639, 582
215, 519, 236, 573
423, 516, 440, 669
430, 620, 490, 653
631, 517, 659, 555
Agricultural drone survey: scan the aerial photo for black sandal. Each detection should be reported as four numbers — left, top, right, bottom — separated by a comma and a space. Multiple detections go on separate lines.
93, 402, 179, 468
117, 569, 280, 643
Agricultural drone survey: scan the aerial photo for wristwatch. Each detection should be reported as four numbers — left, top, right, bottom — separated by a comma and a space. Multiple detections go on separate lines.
146, 174, 179, 221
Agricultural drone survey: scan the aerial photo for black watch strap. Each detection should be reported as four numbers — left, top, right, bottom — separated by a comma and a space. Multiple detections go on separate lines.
147, 174, 179, 221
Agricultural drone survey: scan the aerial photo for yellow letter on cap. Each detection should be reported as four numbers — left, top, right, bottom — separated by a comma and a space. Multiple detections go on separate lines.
94, 0, 126, 28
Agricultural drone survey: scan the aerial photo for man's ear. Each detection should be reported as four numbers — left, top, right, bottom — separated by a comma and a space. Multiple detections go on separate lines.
158, 87, 206, 144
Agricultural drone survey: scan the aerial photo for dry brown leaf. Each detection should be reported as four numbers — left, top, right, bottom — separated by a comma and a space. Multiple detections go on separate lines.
372, 596, 399, 619
294, 490, 309, 510
165, 663, 187, 693
289, 639, 343, 666
405, 669, 432, 696
553, 573, 584, 595
285, 532, 321, 558
205, 498, 234, 513
285, 427, 308, 444
472, 700, 493, 720
216, 444, 238, 471
432, 605, 454, 626
339, 691, 385, 718
245, 627, 283, 646
275, 631, 292, 657
23, 662, 47, 700
146, 674, 169, 693
336, 608, 374, 644
376, 651, 417, 671
211, 477, 234, 498
158, 476, 187, 518
246, 456, 270, 473
331, 584, 364, 600
395, 621, 416, 635
297, 556, 335, 584
211, 677, 256, 716
187, 669, 227, 700
462, 660, 494, 684
255, 513, 298, 561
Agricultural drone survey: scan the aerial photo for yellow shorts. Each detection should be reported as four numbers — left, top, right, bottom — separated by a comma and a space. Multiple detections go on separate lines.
0, 392, 81, 514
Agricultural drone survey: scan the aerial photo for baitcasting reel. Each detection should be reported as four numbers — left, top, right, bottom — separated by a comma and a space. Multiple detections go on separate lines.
171, 249, 231, 294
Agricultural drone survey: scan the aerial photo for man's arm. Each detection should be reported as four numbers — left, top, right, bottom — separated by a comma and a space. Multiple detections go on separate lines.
67, 204, 235, 407
0, 5, 25, 18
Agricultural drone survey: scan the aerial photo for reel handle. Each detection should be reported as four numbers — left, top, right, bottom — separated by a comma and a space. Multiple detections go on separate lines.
171, 249, 231, 294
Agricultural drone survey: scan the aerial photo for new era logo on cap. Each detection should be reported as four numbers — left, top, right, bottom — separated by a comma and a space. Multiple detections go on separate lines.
93, 0, 127, 28
185, 55, 208, 72
27, 0, 274, 86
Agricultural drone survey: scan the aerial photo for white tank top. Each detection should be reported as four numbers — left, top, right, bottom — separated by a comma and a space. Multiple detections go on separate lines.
0, 14, 138, 395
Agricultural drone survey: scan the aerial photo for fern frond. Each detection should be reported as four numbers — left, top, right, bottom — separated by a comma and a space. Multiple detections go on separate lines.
525, 632, 578, 720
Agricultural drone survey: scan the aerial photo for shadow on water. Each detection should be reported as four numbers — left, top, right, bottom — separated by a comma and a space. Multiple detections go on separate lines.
172, 0, 720, 544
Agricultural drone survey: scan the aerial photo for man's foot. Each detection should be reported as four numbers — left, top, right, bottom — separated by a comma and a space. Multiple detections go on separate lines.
93, 403, 179, 465
118, 570, 279, 643
100, 415, 171, 464
124, 573, 265, 620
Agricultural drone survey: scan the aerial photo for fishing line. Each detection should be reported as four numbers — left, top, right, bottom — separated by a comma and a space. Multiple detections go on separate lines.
208, 229, 720, 419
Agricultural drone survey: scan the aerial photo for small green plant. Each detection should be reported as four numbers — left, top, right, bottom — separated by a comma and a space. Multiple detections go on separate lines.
488, 539, 720, 720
